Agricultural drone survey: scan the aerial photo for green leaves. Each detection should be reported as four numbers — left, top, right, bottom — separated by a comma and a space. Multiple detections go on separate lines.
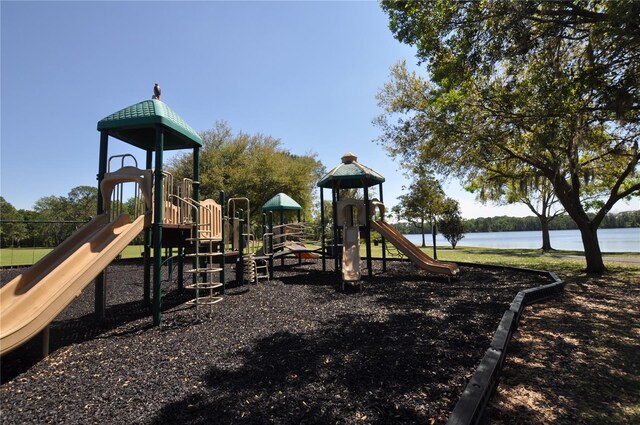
377, 0, 640, 272
168, 122, 324, 226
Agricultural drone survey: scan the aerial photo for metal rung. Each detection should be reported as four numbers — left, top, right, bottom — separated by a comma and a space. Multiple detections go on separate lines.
185, 252, 223, 258
186, 267, 223, 274
187, 296, 223, 306
186, 282, 223, 290
186, 237, 221, 242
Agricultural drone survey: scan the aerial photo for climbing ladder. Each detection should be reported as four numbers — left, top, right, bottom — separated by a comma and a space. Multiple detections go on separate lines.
168, 180, 225, 315
185, 236, 224, 314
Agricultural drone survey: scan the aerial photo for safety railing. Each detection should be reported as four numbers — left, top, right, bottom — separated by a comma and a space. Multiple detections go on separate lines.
105, 155, 148, 223
271, 222, 320, 251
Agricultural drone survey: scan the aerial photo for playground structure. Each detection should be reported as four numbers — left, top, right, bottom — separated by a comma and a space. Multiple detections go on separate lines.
317, 153, 460, 289
0, 101, 459, 358
1, 99, 228, 356
259, 192, 322, 275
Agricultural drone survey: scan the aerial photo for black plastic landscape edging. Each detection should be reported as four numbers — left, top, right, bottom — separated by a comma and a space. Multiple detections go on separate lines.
445, 262, 564, 425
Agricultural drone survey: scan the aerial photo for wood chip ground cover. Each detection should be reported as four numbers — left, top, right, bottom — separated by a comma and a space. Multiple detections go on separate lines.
486, 272, 640, 425
2, 260, 549, 424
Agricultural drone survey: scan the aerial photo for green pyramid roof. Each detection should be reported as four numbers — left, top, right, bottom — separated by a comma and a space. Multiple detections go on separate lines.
262, 193, 302, 211
318, 152, 385, 189
97, 99, 202, 150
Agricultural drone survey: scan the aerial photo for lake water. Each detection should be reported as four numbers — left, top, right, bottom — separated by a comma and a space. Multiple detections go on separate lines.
403, 227, 640, 253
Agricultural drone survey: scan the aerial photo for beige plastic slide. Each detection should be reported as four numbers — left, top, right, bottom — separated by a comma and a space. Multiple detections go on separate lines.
371, 219, 459, 277
342, 225, 361, 281
0, 213, 146, 356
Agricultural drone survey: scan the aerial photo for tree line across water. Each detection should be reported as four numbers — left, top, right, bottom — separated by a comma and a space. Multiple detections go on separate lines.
463, 210, 640, 233
392, 210, 640, 235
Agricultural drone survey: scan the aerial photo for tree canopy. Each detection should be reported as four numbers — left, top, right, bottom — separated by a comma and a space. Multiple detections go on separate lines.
466, 171, 563, 250
168, 122, 325, 227
392, 175, 454, 247
377, 0, 640, 273
0, 187, 97, 248
437, 198, 465, 249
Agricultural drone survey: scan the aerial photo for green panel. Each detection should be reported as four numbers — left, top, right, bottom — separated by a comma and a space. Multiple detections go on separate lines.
97, 100, 202, 150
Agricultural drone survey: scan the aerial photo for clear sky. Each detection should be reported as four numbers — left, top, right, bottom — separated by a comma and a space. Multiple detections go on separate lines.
1, 1, 631, 219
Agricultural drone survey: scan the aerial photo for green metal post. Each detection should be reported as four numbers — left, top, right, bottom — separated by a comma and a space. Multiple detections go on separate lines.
297, 210, 302, 265
379, 183, 386, 272
219, 190, 226, 295
144, 150, 153, 305
95, 131, 108, 321
320, 188, 326, 271
364, 187, 372, 277
332, 188, 339, 274
236, 209, 244, 285
268, 211, 274, 279
153, 127, 164, 326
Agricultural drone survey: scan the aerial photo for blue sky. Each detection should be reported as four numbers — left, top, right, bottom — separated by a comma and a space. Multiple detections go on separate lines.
0, 0, 598, 219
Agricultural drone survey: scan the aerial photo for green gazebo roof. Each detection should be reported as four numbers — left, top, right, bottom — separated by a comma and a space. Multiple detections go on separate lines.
317, 153, 385, 189
262, 193, 302, 211
97, 99, 202, 150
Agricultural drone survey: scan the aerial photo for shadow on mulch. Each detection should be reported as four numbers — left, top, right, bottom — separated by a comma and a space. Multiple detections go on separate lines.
149, 263, 542, 424
486, 273, 640, 424
151, 311, 469, 424
1, 260, 553, 424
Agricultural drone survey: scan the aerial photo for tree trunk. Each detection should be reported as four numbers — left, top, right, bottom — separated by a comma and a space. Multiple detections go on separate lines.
540, 219, 553, 251
577, 222, 606, 273
550, 177, 606, 274
420, 219, 426, 247
432, 222, 437, 260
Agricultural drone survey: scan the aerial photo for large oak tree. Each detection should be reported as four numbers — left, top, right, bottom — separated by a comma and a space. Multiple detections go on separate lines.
377, 0, 639, 273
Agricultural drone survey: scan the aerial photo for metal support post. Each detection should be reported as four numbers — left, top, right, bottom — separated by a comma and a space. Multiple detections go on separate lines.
95, 131, 108, 321
219, 191, 226, 295
152, 127, 164, 326
236, 209, 244, 284
144, 150, 153, 305
364, 188, 372, 277
320, 188, 326, 271
268, 211, 274, 279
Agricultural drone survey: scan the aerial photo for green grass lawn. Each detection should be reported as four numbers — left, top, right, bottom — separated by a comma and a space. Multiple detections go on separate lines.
3, 243, 638, 275
0, 245, 147, 267
365, 244, 639, 275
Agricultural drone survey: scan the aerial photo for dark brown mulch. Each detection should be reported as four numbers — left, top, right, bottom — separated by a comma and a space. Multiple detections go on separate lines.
0, 259, 550, 424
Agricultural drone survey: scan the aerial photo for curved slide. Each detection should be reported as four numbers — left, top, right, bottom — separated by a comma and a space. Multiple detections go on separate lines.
371, 219, 459, 277
0, 213, 146, 356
